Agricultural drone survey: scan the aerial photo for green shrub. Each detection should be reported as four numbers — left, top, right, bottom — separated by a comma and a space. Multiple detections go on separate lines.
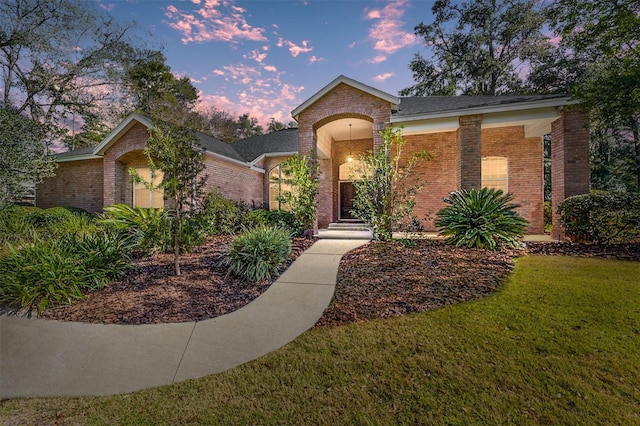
435, 187, 529, 250
0, 229, 133, 314
198, 189, 247, 235
100, 204, 173, 254
543, 200, 553, 233
243, 209, 301, 236
558, 191, 640, 243
221, 225, 292, 282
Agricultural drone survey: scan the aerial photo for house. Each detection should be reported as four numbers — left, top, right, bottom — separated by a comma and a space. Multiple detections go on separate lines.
36, 75, 590, 239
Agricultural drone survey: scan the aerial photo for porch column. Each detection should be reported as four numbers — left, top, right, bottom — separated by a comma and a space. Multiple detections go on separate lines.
458, 114, 483, 190
373, 121, 387, 152
551, 109, 590, 240
297, 127, 322, 232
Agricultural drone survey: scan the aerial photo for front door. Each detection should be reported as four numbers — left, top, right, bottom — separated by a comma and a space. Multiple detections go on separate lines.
339, 181, 357, 220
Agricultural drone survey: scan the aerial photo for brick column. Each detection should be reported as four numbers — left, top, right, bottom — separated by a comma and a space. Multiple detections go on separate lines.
373, 121, 387, 152
551, 109, 590, 240
458, 114, 483, 190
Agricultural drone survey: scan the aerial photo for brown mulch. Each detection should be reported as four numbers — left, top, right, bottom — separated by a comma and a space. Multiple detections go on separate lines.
40, 236, 315, 325
33, 238, 639, 327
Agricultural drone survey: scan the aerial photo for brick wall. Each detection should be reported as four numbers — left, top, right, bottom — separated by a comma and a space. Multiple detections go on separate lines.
482, 126, 544, 234
202, 155, 263, 208
551, 109, 590, 240
404, 126, 544, 233
404, 131, 459, 231
35, 159, 104, 213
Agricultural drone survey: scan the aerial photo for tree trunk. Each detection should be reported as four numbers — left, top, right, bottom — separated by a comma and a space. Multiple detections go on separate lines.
174, 198, 181, 276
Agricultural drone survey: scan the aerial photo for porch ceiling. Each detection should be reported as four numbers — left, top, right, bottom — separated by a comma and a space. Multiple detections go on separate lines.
316, 118, 372, 159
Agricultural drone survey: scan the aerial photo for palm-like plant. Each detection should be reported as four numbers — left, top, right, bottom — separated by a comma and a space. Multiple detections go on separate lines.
435, 188, 529, 250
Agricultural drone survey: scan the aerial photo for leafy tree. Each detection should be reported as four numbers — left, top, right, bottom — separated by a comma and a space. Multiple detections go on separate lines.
236, 113, 264, 140
0, 106, 56, 208
0, 0, 143, 136
546, 0, 640, 191
267, 118, 298, 133
401, 0, 548, 96
135, 118, 206, 276
277, 154, 318, 235
124, 51, 198, 114
351, 128, 431, 241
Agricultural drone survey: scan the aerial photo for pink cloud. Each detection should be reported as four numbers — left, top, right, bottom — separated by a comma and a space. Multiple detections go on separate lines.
373, 72, 395, 82
264, 65, 277, 72
277, 38, 313, 57
368, 55, 387, 64
165, 1, 267, 44
365, 0, 417, 54
308, 55, 325, 64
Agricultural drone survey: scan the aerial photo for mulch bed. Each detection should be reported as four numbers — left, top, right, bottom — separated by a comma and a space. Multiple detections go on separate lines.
40, 236, 315, 325
31, 238, 640, 327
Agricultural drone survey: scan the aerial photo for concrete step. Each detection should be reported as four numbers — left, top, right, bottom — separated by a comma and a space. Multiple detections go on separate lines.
327, 222, 371, 231
315, 229, 373, 240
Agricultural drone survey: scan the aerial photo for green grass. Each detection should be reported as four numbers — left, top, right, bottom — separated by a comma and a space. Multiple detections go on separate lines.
2, 255, 639, 425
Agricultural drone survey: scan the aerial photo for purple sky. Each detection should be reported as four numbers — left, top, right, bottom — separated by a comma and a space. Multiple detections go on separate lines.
102, 0, 434, 127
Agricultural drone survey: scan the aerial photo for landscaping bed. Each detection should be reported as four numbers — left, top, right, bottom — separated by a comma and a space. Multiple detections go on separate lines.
32, 239, 640, 326
40, 236, 315, 324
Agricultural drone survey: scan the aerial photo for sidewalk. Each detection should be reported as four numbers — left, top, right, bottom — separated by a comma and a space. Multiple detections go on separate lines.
0, 239, 368, 399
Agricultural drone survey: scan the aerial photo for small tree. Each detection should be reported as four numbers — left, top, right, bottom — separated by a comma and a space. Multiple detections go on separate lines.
277, 154, 318, 235
133, 118, 206, 275
351, 127, 431, 241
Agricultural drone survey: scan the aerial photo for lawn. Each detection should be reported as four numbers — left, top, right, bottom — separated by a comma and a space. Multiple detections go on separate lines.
1, 254, 638, 425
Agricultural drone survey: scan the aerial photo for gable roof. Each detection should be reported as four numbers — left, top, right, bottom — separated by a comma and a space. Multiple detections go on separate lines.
93, 113, 152, 156
232, 128, 298, 163
291, 75, 400, 119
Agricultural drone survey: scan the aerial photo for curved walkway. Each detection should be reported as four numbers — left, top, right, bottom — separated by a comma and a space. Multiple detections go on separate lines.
0, 239, 368, 399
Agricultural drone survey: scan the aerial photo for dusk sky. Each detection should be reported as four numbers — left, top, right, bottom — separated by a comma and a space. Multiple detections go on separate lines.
103, 0, 435, 127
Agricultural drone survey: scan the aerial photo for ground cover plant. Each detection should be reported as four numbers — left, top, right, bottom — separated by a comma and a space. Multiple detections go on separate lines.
1, 253, 638, 424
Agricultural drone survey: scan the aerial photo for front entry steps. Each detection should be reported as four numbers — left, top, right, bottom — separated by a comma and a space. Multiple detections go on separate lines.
315, 222, 373, 240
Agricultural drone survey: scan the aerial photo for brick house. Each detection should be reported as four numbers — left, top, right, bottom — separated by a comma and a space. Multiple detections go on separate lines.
36, 75, 590, 239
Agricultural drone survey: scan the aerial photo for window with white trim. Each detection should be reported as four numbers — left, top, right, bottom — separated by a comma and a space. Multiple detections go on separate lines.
269, 164, 293, 211
133, 168, 164, 208
481, 157, 508, 193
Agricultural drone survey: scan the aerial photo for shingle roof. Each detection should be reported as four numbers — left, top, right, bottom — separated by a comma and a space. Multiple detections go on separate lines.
54, 146, 95, 158
231, 128, 298, 162
195, 131, 246, 163
394, 94, 568, 118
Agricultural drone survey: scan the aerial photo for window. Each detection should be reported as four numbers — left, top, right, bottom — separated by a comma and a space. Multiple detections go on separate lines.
481, 157, 508, 192
133, 168, 164, 208
269, 165, 293, 211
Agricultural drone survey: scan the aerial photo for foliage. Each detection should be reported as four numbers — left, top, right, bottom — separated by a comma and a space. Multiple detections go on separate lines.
0, 229, 133, 314
100, 204, 204, 255
125, 50, 198, 114
545, 0, 640, 191
558, 192, 640, 244
197, 189, 247, 235
0, 106, 57, 209
435, 188, 529, 250
0, 0, 146, 139
243, 208, 301, 236
401, 0, 548, 96
0, 206, 95, 250
221, 225, 291, 282
277, 154, 319, 234
351, 127, 431, 241
543, 200, 553, 233
138, 117, 206, 275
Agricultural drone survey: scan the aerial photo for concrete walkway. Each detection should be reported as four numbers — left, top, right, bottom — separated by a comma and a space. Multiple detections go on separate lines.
0, 239, 368, 399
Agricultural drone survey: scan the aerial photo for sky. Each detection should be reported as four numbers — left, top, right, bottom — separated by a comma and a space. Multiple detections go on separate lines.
102, 0, 434, 127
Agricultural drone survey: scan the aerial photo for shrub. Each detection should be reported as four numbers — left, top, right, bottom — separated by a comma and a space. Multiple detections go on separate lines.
558, 191, 640, 244
198, 189, 247, 235
221, 225, 292, 282
435, 188, 529, 250
100, 204, 174, 254
0, 229, 134, 314
244, 209, 300, 236
544, 200, 553, 233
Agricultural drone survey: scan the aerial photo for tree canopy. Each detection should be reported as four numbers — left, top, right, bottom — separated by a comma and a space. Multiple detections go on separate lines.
401, 0, 548, 96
